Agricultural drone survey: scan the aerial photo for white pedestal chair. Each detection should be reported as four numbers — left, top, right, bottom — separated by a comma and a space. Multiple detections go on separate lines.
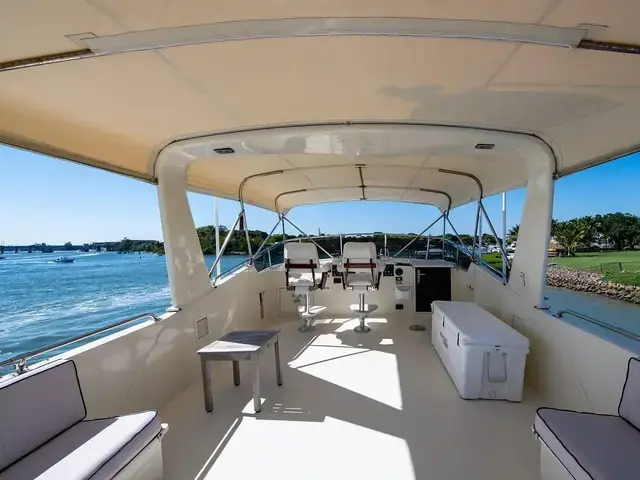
340, 242, 381, 333
284, 243, 328, 332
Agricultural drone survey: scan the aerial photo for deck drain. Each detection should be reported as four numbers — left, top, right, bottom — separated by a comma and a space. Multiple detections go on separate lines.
409, 324, 427, 331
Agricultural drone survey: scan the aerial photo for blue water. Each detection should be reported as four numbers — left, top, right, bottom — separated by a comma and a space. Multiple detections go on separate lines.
0, 252, 247, 365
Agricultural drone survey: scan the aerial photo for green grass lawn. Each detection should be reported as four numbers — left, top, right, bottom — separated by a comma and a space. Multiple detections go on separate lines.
550, 251, 640, 287
550, 251, 640, 270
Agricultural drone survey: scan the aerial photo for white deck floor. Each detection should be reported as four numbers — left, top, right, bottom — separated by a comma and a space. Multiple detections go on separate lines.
160, 315, 542, 480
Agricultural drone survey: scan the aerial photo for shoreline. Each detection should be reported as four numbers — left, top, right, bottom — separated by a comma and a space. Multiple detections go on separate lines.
547, 266, 640, 305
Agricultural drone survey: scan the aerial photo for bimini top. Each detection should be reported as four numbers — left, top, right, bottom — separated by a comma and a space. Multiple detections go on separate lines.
1, 1, 640, 212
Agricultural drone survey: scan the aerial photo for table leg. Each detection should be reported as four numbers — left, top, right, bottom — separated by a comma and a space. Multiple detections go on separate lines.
253, 354, 261, 413
274, 338, 283, 386
200, 357, 213, 413
232, 361, 240, 386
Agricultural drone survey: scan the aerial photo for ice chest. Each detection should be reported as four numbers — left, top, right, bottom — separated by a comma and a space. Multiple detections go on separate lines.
431, 301, 529, 402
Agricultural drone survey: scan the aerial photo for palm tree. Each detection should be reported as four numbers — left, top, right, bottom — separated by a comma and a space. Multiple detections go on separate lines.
554, 220, 586, 257
507, 224, 519, 244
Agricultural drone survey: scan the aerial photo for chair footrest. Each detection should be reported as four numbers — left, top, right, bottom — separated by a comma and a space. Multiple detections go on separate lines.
349, 304, 378, 315
299, 305, 327, 317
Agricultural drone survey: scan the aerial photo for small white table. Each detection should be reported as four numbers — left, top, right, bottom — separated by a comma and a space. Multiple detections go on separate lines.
197, 330, 282, 413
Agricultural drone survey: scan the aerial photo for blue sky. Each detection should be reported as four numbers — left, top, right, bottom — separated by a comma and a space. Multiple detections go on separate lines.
0, 145, 638, 245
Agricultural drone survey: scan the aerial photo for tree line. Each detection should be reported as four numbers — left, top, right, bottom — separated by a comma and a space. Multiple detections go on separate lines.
507, 212, 640, 256
113, 211, 639, 258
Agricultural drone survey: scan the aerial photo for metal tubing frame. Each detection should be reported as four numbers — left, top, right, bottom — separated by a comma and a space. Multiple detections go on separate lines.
252, 216, 284, 259
282, 216, 334, 259
214, 197, 221, 277
501, 192, 507, 278
209, 211, 242, 278
393, 213, 444, 258
0, 312, 161, 374
241, 209, 253, 261
472, 202, 482, 256
479, 202, 510, 273
555, 309, 640, 342
445, 216, 474, 258
442, 214, 446, 260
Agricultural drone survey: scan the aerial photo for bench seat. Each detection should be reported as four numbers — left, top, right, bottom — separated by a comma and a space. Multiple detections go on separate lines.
535, 408, 640, 480
534, 357, 640, 480
0, 360, 164, 480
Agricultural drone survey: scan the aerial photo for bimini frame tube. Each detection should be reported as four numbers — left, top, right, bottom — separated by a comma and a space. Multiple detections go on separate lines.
394, 213, 444, 258
281, 215, 334, 259
480, 201, 511, 274
253, 216, 284, 259
208, 211, 242, 278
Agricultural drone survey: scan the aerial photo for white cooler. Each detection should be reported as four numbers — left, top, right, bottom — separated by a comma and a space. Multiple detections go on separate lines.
431, 301, 529, 402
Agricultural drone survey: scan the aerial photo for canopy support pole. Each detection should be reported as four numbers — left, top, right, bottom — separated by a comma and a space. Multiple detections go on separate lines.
253, 216, 284, 259
209, 211, 242, 279
442, 213, 447, 260
393, 213, 444, 258
282, 216, 334, 258
214, 197, 221, 277
472, 202, 481, 257
502, 192, 507, 278
241, 208, 253, 263
480, 202, 510, 278
446, 216, 474, 258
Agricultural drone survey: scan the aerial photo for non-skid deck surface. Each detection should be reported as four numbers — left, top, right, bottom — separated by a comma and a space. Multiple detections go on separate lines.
160, 315, 541, 479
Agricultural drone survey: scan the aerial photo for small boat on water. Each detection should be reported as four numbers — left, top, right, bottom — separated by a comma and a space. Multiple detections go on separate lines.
53, 257, 74, 264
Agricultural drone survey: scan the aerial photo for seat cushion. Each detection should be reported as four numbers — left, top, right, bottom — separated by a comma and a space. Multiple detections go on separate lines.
535, 407, 640, 480
0, 360, 86, 471
288, 272, 316, 287
0, 411, 161, 480
619, 357, 640, 430
347, 272, 375, 287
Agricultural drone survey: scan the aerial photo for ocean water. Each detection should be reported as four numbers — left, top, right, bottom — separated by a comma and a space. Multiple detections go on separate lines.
0, 251, 247, 366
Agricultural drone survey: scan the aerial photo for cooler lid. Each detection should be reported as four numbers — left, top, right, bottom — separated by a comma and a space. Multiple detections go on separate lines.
433, 301, 529, 348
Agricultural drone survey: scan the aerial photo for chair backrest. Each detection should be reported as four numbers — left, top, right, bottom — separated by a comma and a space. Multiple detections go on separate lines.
284, 243, 320, 289
341, 242, 379, 287
619, 357, 640, 429
0, 360, 86, 471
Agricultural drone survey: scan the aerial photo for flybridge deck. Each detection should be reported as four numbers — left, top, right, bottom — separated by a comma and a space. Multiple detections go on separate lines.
2, 3, 639, 479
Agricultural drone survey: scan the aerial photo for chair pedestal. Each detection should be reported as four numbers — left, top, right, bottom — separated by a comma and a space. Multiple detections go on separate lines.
349, 293, 378, 333
296, 292, 326, 332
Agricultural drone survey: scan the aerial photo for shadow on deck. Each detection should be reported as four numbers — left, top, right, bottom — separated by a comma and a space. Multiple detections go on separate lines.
161, 315, 541, 480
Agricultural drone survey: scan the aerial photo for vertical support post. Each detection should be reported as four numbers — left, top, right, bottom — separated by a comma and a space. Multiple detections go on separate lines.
340, 235, 343, 256
478, 206, 483, 258
502, 192, 507, 278
426, 235, 431, 259
156, 159, 210, 307
508, 145, 555, 308
384, 233, 388, 258
442, 213, 447, 260
281, 214, 286, 243
472, 202, 481, 257
214, 197, 221, 277
242, 209, 253, 263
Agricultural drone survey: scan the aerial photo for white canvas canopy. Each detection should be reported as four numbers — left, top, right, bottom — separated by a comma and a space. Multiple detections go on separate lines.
1, 1, 639, 212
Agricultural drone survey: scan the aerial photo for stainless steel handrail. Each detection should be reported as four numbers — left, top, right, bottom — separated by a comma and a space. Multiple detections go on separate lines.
554, 309, 640, 342
0, 312, 161, 375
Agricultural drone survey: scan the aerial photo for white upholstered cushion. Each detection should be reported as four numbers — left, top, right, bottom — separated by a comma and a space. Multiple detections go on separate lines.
0, 411, 161, 480
0, 360, 86, 471
341, 242, 377, 265
619, 358, 640, 430
535, 407, 640, 480
284, 243, 319, 264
